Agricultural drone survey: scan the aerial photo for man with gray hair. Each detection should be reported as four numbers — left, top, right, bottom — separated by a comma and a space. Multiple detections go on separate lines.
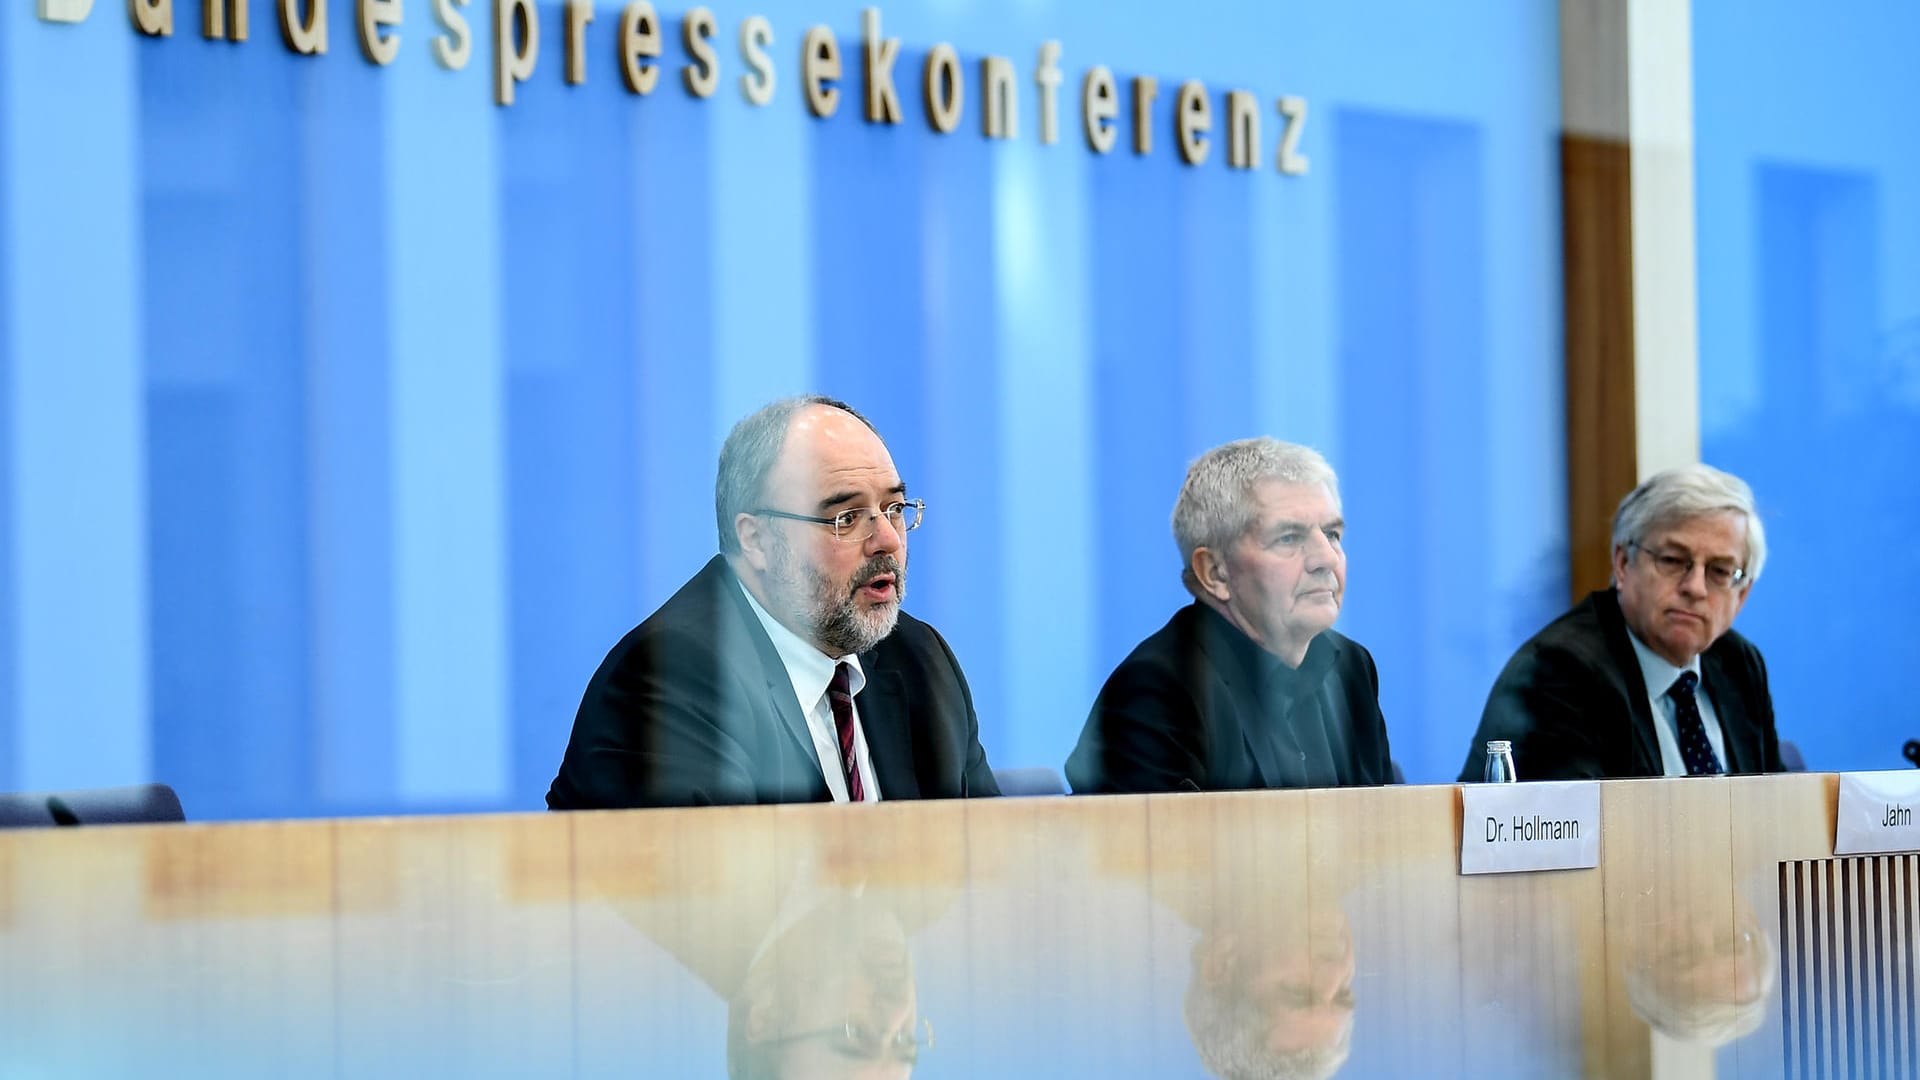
1457, 463, 1783, 781
1066, 438, 1395, 793
548, 395, 998, 808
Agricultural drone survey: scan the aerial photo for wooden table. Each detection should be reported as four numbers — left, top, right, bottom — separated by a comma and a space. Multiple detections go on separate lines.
0, 774, 1885, 1078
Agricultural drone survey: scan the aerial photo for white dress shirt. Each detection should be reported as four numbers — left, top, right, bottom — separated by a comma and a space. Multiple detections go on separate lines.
1625, 629, 1730, 777
738, 582, 881, 802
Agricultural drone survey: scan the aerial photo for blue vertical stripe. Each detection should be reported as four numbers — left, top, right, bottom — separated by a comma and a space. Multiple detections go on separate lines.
1334, 109, 1490, 783
904, 57, 1003, 761
806, 52, 927, 436
387, 53, 508, 804
502, 19, 648, 809
1253, 127, 1340, 455
0, 7, 13, 791
710, 37, 814, 427
995, 138, 1094, 771
1088, 76, 1208, 672
630, 72, 719, 607
4, 1, 148, 791
304, 10, 395, 810
143, 35, 325, 819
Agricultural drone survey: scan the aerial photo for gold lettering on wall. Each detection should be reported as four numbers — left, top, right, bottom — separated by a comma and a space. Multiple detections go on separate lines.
861, 7, 899, 124
1082, 65, 1117, 153
31, 0, 1314, 182
430, 0, 467, 69
202, 0, 246, 41
681, 6, 717, 98
801, 24, 839, 117
738, 14, 773, 104
1175, 79, 1209, 165
618, 1, 660, 94
1276, 95, 1309, 175
358, 0, 400, 65
129, 0, 172, 36
1226, 89, 1257, 169
980, 55, 1015, 139
278, 0, 325, 55
922, 42, 961, 134
1033, 41, 1061, 145
564, 0, 591, 84
493, 0, 536, 104
1130, 75, 1156, 154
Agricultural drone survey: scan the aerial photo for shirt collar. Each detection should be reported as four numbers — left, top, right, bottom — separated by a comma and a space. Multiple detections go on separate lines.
1194, 601, 1338, 692
737, 577, 867, 709
1625, 626, 1702, 701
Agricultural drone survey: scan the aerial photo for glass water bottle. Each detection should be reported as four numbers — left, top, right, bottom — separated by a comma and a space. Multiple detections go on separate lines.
1484, 740, 1517, 783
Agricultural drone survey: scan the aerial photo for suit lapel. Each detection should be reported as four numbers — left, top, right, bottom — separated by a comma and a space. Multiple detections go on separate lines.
759, 672, 820, 776
1192, 607, 1284, 788
1594, 590, 1667, 776
1702, 651, 1757, 773
1236, 699, 1286, 788
710, 558, 828, 776
859, 669, 920, 798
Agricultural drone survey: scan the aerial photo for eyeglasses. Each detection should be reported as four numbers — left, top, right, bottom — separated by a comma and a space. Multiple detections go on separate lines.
1628, 542, 1748, 591
764, 1017, 934, 1064
753, 500, 925, 543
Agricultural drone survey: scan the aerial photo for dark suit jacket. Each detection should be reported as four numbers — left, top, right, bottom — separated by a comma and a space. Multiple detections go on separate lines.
548, 556, 999, 809
1065, 602, 1396, 794
1456, 589, 1781, 782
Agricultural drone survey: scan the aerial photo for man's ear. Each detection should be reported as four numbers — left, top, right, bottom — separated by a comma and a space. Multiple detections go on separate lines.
744, 994, 777, 1041
735, 512, 773, 573
1610, 543, 1632, 585
1194, 933, 1237, 987
1191, 547, 1232, 604
1728, 580, 1753, 621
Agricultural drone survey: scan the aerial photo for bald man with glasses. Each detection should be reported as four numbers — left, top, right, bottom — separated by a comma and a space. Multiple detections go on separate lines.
1458, 464, 1785, 782
548, 395, 998, 809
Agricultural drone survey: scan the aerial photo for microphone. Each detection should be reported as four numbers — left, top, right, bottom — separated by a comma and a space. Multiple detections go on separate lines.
1904, 741, 1920, 769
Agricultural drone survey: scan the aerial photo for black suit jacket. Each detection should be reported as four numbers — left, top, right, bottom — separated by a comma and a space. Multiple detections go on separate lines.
1456, 588, 1781, 782
1065, 603, 1396, 794
548, 556, 999, 809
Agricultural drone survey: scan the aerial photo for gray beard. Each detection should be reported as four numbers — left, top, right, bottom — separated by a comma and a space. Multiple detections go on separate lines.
765, 535, 905, 655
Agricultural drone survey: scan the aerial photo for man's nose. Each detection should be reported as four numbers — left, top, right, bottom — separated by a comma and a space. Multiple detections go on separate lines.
1677, 561, 1709, 597
1303, 529, 1335, 570
866, 510, 905, 554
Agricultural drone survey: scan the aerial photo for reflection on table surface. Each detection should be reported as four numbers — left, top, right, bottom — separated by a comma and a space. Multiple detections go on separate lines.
0, 775, 1845, 1077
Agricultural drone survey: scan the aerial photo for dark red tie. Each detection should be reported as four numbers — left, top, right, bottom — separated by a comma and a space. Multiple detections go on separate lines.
827, 662, 865, 801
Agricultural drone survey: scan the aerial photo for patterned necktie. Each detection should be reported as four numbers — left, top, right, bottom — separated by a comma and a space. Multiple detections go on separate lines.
1668, 671, 1723, 776
827, 662, 865, 801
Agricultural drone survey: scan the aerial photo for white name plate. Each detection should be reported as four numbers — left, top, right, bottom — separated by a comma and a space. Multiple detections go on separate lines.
1460, 781, 1601, 875
1835, 771, 1920, 854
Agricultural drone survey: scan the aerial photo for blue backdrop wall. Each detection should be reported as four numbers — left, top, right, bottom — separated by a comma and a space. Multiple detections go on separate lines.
1694, 0, 1920, 774
0, 0, 1566, 817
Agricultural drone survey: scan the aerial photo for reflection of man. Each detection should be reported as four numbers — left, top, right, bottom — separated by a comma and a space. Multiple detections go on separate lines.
1624, 903, 1776, 1047
1094, 796, 1358, 1080
1457, 465, 1783, 781
727, 897, 929, 1080
1186, 906, 1355, 1080
548, 395, 998, 809
1067, 438, 1394, 793
591, 817, 962, 1079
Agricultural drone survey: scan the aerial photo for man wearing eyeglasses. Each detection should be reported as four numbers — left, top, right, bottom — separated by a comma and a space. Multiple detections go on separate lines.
1457, 464, 1784, 781
547, 395, 999, 808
